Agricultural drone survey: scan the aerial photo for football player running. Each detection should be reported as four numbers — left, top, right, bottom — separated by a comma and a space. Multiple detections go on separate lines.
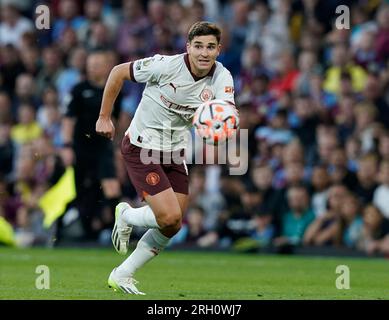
96, 21, 235, 295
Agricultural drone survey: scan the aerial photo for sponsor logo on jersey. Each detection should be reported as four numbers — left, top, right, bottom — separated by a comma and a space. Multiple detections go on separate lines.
200, 88, 213, 101
224, 86, 234, 93
135, 60, 142, 71
160, 95, 193, 113
146, 172, 160, 186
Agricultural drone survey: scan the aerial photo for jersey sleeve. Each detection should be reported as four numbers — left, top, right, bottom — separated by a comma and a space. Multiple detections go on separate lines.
214, 69, 235, 105
129, 54, 166, 84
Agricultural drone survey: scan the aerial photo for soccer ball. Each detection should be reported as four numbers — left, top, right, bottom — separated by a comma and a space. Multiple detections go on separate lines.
192, 99, 239, 145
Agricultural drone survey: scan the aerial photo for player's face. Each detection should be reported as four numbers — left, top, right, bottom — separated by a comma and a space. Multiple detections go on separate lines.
186, 35, 220, 76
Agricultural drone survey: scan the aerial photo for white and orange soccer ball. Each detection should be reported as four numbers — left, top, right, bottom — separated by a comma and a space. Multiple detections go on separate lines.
192, 99, 239, 145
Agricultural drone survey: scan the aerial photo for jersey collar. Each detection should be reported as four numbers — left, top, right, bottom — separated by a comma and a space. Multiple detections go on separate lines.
184, 53, 216, 81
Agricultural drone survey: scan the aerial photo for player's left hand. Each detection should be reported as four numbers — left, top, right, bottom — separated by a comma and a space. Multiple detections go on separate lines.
96, 116, 115, 140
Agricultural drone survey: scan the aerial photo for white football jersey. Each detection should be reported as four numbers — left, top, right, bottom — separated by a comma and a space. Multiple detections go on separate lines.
126, 53, 235, 151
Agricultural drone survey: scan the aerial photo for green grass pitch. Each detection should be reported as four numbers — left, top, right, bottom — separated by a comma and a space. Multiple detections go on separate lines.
0, 247, 388, 300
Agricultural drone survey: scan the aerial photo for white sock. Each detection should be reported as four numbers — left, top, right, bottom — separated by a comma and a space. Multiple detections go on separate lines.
122, 205, 160, 228
116, 229, 170, 278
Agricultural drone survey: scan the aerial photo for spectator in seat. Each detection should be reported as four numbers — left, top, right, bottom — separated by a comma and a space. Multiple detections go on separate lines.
170, 206, 207, 247
373, 160, 389, 219
328, 147, 358, 190
359, 204, 389, 255
310, 165, 330, 218
353, 153, 379, 205
339, 194, 363, 249
250, 207, 275, 248
303, 184, 349, 247
10, 103, 42, 146
323, 44, 367, 95
378, 132, 389, 161
274, 184, 315, 248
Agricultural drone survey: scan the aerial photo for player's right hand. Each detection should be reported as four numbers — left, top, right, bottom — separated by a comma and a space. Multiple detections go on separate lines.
96, 116, 115, 141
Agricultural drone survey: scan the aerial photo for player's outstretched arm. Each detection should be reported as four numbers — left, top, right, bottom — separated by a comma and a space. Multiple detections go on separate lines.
96, 62, 133, 140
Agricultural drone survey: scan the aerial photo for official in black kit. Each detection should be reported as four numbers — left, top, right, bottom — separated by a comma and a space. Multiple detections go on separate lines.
61, 50, 123, 240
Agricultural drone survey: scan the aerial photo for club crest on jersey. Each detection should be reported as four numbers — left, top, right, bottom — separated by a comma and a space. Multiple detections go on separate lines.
146, 172, 160, 186
200, 88, 213, 102
224, 86, 234, 93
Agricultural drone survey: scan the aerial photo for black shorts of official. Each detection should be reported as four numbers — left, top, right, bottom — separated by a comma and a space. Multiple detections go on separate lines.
74, 142, 116, 185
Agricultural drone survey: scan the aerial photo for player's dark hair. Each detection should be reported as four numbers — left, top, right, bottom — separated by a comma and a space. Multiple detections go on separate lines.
188, 21, 221, 43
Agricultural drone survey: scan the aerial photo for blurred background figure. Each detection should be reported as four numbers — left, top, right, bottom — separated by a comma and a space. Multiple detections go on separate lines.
303, 184, 349, 247
0, 3, 33, 48
359, 204, 389, 255
60, 50, 123, 243
373, 160, 389, 219
273, 185, 315, 250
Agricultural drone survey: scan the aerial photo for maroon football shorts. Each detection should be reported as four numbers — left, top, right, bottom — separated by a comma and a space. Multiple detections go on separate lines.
121, 134, 189, 200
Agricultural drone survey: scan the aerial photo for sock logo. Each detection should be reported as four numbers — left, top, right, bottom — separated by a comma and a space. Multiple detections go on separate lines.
150, 247, 161, 256
146, 172, 160, 186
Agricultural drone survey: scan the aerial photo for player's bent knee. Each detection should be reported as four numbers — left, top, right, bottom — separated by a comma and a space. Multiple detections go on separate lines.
159, 216, 182, 230
157, 212, 182, 230
160, 219, 182, 238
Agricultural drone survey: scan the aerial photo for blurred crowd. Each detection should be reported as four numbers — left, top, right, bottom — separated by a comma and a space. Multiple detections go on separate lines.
0, 0, 389, 256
